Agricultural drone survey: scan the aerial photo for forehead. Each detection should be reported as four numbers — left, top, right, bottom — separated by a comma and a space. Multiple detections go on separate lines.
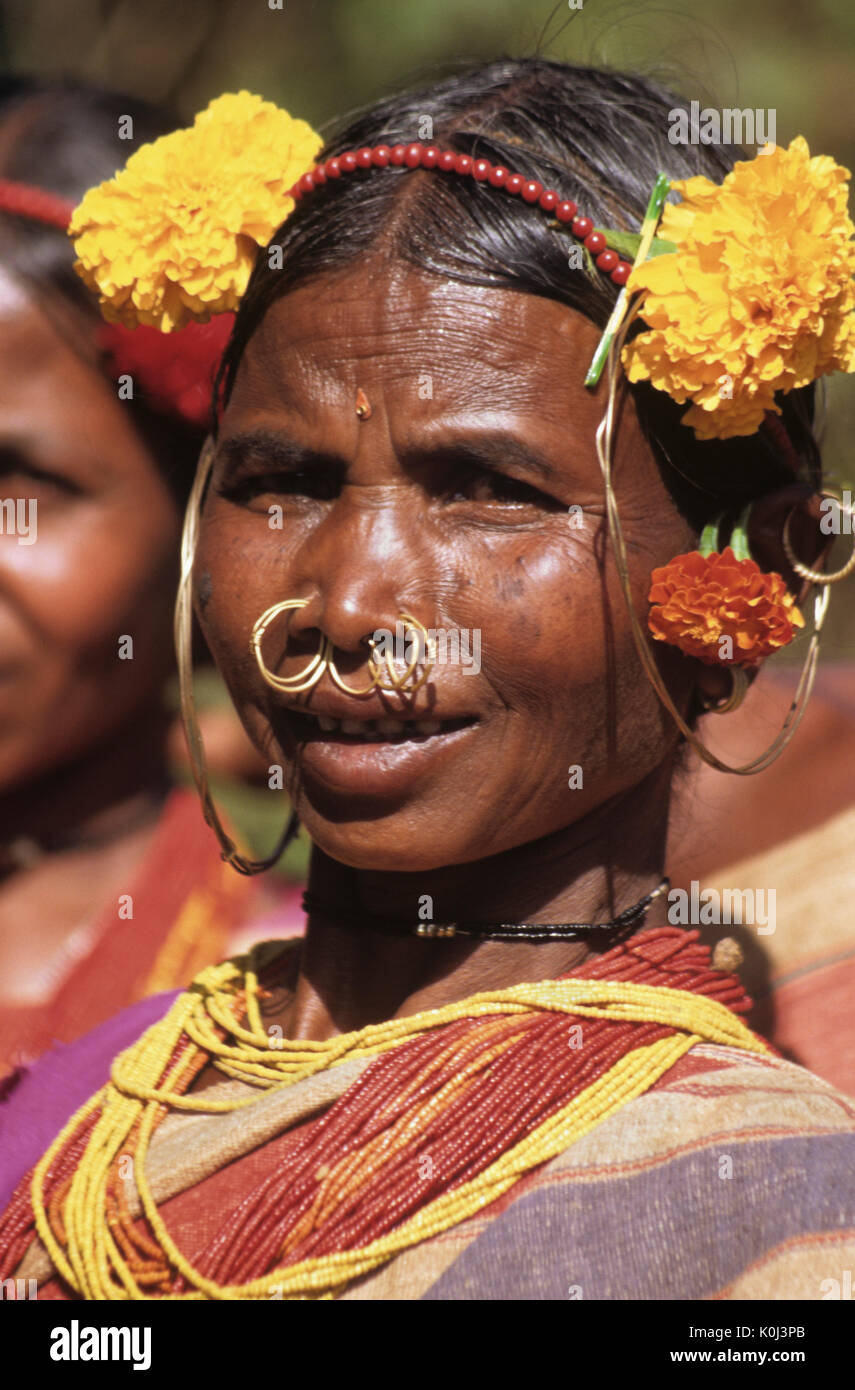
0, 273, 98, 390
0, 266, 30, 319
0, 279, 67, 384
228, 264, 605, 429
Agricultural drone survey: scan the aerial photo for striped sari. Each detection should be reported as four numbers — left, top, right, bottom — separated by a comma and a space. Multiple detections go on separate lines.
3, 927, 855, 1300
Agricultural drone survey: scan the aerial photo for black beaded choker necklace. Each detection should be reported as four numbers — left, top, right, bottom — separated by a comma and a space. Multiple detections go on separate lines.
302, 877, 670, 942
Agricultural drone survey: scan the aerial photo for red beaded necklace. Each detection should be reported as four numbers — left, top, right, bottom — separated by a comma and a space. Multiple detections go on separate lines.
170, 930, 753, 1288
287, 142, 634, 287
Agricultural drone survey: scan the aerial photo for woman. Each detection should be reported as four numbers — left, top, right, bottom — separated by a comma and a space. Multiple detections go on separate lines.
0, 81, 288, 1079
2, 59, 855, 1300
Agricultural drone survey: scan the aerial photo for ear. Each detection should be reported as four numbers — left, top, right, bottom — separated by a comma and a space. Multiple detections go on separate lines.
745, 482, 831, 604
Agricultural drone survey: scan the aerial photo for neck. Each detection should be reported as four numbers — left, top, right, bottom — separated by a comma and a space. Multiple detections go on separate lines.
287, 760, 674, 1039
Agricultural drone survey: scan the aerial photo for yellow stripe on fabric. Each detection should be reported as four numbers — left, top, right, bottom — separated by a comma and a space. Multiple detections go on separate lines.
133, 1033, 695, 1299
141, 888, 227, 998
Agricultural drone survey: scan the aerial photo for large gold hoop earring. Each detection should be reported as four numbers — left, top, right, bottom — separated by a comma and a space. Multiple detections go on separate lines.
175, 439, 298, 875
782, 492, 855, 585
251, 599, 328, 694
699, 666, 749, 715
593, 307, 830, 777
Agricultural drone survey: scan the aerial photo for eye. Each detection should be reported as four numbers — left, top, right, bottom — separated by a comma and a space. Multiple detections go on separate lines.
446, 467, 554, 509
221, 469, 340, 505
0, 447, 81, 500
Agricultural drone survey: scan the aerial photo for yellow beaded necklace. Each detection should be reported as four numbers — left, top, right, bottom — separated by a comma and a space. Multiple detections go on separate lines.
30, 947, 769, 1300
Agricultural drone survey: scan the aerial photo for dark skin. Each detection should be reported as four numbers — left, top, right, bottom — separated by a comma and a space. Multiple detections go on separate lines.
0, 283, 275, 1011
0, 285, 179, 1002
196, 258, 823, 1044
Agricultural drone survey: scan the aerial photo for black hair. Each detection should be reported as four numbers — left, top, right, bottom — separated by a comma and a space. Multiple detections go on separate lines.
222, 57, 821, 532
0, 78, 204, 503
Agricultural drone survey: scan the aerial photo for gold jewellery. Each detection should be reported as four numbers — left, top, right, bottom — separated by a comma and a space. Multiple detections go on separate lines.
175, 439, 297, 875
593, 300, 831, 777
250, 601, 435, 697
174, 440, 436, 874
782, 490, 855, 586
698, 667, 750, 716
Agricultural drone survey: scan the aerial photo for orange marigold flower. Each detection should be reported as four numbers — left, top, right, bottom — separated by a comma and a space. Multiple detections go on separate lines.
647, 547, 804, 667
622, 138, 855, 439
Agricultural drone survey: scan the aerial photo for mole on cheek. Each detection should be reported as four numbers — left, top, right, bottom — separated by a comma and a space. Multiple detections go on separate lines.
197, 571, 213, 610
494, 574, 525, 600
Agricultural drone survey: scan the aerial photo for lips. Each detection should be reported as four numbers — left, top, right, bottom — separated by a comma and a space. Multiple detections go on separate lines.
270, 699, 480, 797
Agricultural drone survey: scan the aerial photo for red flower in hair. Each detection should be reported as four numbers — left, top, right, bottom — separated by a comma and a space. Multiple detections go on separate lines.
99, 315, 234, 429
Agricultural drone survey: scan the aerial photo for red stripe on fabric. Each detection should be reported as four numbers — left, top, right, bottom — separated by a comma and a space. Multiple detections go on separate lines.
0, 789, 258, 1074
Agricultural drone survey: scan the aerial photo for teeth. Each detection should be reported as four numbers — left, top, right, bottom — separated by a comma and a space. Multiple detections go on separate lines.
303, 712, 443, 739
414, 719, 442, 735
375, 718, 407, 736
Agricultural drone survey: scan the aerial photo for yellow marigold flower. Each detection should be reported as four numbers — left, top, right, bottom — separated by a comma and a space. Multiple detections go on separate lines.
648, 547, 804, 667
69, 92, 322, 331
622, 138, 855, 439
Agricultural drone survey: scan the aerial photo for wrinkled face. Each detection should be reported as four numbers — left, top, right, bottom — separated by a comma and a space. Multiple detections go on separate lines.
0, 279, 181, 794
196, 263, 698, 870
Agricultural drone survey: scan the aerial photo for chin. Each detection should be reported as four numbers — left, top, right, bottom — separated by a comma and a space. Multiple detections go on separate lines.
306, 818, 469, 874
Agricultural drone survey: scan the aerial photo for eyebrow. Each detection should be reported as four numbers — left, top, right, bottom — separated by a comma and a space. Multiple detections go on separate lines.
216, 426, 560, 484
216, 430, 341, 474
414, 430, 559, 483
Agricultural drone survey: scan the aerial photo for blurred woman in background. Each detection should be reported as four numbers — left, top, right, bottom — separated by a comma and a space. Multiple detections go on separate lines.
0, 80, 298, 1080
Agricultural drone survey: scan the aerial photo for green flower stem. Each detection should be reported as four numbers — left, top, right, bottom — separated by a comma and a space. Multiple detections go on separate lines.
585, 171, 672, 390
594, 230, 678, 260
584, 287, 629, 389
729, 505, 754, 562
698, 521, 721, 557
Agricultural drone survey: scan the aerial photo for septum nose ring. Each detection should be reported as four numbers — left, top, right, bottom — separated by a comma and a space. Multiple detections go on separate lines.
249, 599, 435, 697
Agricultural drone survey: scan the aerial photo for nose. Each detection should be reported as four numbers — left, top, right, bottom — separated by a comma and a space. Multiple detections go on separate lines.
286, 485, 432, 658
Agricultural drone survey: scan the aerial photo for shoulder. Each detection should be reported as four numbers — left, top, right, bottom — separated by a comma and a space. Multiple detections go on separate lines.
0, 990, 178, 1213
411, 1046, 855, 1301
0, 937, 301, 1216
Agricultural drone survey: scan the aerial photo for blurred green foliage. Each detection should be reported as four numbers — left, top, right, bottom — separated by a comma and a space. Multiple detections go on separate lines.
2, 0, 852, 166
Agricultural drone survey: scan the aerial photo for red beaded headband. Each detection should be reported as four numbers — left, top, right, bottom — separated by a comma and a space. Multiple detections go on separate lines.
287, 143, 634, 287
0, 177, 75, 229
3, 166, 801, 470
286, 144, 810, 476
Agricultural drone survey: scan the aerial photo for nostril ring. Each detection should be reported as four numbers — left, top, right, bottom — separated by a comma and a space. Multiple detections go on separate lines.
251, 597, 328, 693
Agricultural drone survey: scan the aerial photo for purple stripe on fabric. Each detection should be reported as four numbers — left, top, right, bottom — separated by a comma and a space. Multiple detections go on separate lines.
0, 991, 178, 1212
422, 1132, 855, 1300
